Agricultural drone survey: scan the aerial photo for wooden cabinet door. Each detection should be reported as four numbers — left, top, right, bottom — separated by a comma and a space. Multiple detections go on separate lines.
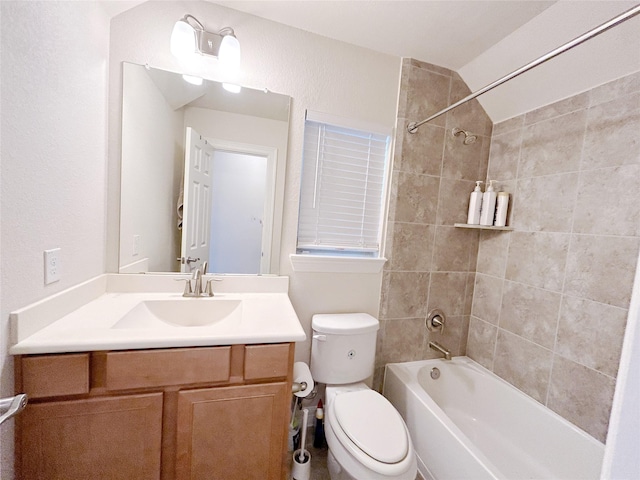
19, 393, 163, 480
176, 382, 288, 480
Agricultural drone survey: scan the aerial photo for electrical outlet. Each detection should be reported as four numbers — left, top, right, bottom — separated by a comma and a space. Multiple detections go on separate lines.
44, 248, 61, 284
133, 235, 141, 256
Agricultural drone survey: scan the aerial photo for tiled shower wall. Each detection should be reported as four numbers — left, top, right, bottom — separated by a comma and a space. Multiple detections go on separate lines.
375, 59, 492, 385
467, 70, 640, 442
379, 59, 639, 443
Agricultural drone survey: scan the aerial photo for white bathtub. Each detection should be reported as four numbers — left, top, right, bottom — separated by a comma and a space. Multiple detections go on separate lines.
383, 357, 604, 480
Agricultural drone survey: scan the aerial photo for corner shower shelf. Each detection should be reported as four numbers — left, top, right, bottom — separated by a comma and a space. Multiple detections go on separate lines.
454, 223, 513, 231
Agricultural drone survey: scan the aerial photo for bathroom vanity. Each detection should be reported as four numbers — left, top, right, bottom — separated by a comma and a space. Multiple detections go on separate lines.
10, 274, 305, 480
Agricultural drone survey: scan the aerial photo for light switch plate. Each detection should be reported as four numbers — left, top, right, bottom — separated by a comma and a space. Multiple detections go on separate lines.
44, 248, 61, 284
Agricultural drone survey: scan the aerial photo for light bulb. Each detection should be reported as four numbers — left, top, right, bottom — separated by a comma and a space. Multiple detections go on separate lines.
222, 83, 242, 93
183, 75, 203, 86
170, 20, 197, 58
218, 34, 241, 73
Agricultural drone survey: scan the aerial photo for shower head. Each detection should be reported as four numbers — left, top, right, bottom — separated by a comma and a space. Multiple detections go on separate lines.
452, 127, 477, 145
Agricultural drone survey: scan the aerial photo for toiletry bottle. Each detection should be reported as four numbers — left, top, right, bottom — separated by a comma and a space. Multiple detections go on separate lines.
479, 180, 497, 226
467, 181, 483, 225
494, 192, 509, 227
313, 399, 325, 448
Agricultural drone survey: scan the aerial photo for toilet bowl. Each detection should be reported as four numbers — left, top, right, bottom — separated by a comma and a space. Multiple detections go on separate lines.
310, 313, 417, 480
323, 384, 417, 480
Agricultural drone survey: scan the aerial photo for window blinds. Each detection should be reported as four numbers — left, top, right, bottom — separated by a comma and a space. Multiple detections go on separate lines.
297, 116, 390, 255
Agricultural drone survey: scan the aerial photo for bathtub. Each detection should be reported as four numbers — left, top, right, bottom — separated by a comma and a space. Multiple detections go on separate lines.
383, 357, 604, 480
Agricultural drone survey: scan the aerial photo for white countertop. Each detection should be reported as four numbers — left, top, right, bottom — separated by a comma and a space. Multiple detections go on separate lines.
10, 274, 306, 355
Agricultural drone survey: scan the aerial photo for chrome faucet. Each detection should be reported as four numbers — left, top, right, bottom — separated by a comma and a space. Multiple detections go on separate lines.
192, 268, 203, 296
179, 268, 215, 297
429, 341, 451, 360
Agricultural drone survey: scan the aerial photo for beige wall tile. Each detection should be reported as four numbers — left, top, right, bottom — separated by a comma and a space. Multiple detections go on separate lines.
493, 329, 553, 404
505, 232, 570, 291
487, 132, 521, 181
471, 273, 503, 324
519, 110, 587, 178
379, 58, 492, 371
379, 271, 392, 318
463, 70, 640, 442
396, 60, 411, 119
435, 178, 475, 225
395, 172, 440, 224
405, 66, 451, 128
573, 165, 640, 237
582, 91, 640, 170
408, 58, 453, 77
380, 317, 427, 364
425, 314, 467, 358
443, 132, 489, 181
466, 316, 497, 370
476, 231, 510, 277
388, 222, 435, 272
447, 78, 492, 137
458, 315, 471, 354
384, 271, 430, 319
564, 234, 640, 308
432, 226, 477, 272
511, 173, 578, 232
428, 272, 469, 316
524, 92, 590, 126
556, 296, 628, 377
464, 272, 476, 315
547, 355, 616, 442
398, 123, 445, 176
589, 70, 640, 107
500, 280, 561, 349
492, 114, 524, 136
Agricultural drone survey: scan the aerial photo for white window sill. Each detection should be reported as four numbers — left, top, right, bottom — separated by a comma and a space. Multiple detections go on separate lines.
289, 254, 387, 273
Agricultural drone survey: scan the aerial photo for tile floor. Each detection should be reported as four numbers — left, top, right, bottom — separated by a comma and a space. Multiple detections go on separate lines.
308, 444, 330, 480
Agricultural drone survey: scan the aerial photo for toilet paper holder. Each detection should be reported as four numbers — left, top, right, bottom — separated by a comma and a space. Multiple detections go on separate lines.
292, 362, 314, 398
292, 381, 308, 394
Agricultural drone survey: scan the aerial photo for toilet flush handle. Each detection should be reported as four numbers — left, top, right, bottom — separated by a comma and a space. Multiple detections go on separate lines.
313, 334, 327, 342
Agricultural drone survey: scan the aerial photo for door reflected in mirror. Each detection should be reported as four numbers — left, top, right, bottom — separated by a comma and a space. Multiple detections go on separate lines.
119, 62, 290, 275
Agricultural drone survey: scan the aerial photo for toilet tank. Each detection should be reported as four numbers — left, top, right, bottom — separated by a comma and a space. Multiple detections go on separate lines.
310, 313, 379, 384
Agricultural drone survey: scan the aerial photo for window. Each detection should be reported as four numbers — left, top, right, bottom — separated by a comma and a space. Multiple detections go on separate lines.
296, 111, 391, 259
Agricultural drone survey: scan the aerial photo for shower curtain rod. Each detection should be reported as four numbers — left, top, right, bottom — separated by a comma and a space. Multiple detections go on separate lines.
407, 4, 640, 134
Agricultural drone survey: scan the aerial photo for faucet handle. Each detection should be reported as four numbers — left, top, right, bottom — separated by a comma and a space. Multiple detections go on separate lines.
204, 279, 215, 297
426, 308, 446, 334
175, 278, 193, 296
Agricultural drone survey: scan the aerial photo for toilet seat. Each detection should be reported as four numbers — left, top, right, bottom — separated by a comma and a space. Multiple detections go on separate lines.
329, 389, 413, 476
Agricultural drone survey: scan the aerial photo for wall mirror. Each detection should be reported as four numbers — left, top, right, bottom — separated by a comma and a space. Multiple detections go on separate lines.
119, 62, 291, 275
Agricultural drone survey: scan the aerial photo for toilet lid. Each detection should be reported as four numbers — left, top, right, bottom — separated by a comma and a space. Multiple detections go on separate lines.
333, 390, 408, 464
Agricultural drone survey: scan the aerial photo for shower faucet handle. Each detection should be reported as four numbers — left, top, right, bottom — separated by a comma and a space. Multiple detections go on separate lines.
426, 308, 446, 334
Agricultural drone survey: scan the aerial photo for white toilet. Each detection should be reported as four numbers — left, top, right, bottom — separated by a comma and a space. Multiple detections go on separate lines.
310, 313, 417, 480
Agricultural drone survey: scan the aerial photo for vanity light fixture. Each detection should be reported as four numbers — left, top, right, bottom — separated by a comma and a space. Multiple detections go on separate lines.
170, 14, 241, 72
183, 75, 203, 86
222, 83, 241, 93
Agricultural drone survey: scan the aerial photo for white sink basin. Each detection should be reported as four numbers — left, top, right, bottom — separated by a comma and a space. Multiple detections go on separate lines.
112, 298, 242, 329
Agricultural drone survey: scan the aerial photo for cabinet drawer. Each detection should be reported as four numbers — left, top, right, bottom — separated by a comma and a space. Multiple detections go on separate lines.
99, 347, 231, 390
244, 344, 291, 380
21, 354, 89, 399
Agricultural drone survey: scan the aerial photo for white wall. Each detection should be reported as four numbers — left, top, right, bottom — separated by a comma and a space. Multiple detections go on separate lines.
0, 1, 111, 476
459, 1, 640, 122
120, 64, 184, 271
108, 1, 401, 362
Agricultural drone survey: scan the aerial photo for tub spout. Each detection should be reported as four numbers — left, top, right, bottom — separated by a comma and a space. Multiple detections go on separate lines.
429, 341, 451, 360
